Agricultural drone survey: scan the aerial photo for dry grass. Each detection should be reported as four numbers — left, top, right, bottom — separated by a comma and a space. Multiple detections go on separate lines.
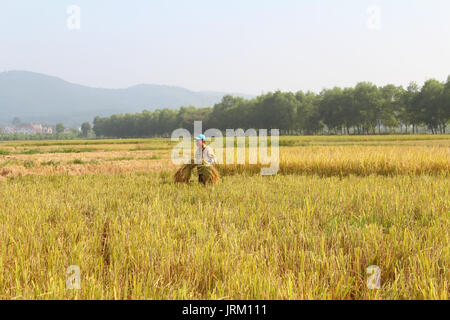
0, 173, 448, 299
0, 135, 448, 300
216, 145, 449, 177
1, 145, 448, 179
0, 160, 177, 178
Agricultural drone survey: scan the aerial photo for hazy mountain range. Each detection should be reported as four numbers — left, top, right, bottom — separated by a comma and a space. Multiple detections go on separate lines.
0, 71, 253, 126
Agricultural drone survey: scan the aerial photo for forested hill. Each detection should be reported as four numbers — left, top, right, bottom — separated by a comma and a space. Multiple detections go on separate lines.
0, 71, 252, 126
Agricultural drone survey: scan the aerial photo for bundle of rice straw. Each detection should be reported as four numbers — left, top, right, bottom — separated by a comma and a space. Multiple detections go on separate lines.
174, 163, 196, 183
197, 164, 220, 185
174, 160, 220, 184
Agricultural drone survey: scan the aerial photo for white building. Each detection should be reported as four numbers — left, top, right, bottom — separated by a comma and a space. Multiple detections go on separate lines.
1, 126, 15, 134
1, 123, 56, 135
15, 126, 36, 134
31, 123, 43, 133
42, 126, 53, 134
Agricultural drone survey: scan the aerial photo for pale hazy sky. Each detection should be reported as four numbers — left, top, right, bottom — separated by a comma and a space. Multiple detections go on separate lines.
1, 0, 449, 94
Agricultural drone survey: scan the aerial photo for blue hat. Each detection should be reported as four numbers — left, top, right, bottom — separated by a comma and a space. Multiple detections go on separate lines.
195, 134, 206, 141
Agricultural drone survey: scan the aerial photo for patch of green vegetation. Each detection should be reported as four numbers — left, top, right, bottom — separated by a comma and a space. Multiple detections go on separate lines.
48, 148, 97, 154
106, 155, 162, 161
140, 155, 162, 160
20, 149, 40, 155
41, 160, 60, 166
68, 159, 99, 165
107, 156, 135, 162
71, 159, 86, 165
0, 160, 21, 167
23, 160, 36, 168
279, 140, 308, 147
0, 149, 11, 155
131, 146, 171, 151
5, 138, 170, 147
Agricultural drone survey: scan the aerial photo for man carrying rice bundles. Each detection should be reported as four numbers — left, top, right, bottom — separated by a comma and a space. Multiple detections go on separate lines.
174, 134, 220, 185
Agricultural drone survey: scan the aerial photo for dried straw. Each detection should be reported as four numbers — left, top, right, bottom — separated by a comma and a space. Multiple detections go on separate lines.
197, 165, 220, 184
174, 163, 195, 183
174, 161, 220, 185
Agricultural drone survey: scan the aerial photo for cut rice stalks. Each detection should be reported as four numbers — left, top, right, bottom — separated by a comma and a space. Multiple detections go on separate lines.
174, 161, 220, 185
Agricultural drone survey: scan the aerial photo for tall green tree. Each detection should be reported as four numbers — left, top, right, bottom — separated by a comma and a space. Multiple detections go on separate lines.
418, 79, 444, 134
440, 76, 450, 133
379, 85, 401, 133
295, 91, 322, 134
401, 82, 421, 133
258, 91, 298, 133
55, 123, 65, 134
353, 82, 382, 134
319, 87, 345, 134
81, 122, 92, 137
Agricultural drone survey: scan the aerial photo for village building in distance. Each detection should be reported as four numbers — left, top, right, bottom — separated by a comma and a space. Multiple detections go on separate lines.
0, 123, 79, 135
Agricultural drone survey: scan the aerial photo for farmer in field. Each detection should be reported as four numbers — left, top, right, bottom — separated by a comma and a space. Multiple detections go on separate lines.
194, 134, 216, 184
174, 134, 220, 185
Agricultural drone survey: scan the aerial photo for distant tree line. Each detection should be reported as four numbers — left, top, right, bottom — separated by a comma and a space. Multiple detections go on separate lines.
92, 77, 450, 137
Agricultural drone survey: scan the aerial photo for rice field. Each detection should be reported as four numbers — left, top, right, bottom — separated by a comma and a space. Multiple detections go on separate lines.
0, 135, 449, 300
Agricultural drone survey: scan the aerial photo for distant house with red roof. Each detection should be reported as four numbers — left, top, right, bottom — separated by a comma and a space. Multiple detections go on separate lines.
1, 123, 55, 135
15, 125, 36, 134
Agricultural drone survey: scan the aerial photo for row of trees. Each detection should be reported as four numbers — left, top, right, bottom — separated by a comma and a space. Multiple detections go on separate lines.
93, 78, 450, 138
